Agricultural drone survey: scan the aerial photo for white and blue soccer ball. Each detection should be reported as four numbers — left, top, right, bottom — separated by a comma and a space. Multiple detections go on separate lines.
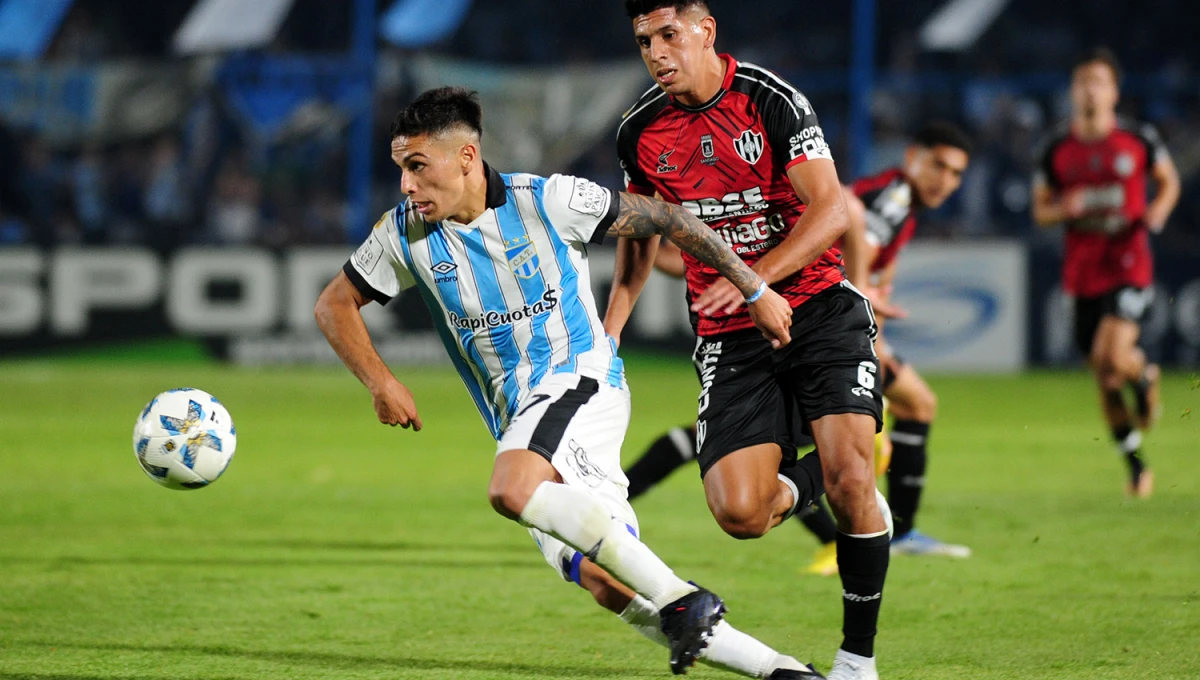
132, 388, 237, 490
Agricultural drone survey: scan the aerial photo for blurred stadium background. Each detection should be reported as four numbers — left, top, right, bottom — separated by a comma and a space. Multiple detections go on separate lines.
2, 2, 1198, 679
0, 0, 1198, 368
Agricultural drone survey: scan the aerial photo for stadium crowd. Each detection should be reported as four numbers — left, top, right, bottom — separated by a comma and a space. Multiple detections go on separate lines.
0, 0, 1197, 253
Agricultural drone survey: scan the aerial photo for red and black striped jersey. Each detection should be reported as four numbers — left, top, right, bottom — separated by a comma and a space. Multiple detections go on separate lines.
616, 54, 844, 337
850, 168, 917, 273
1034, 118, 1167, 297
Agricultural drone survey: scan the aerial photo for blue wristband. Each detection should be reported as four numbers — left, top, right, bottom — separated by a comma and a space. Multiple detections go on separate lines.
745, 280, 768, 304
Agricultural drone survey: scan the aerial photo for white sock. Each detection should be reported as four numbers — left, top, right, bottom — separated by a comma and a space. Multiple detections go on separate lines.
834, 648, 877, 667
619, 595, 668, 647
619, 596, 809, 678
520, 482, 694, 608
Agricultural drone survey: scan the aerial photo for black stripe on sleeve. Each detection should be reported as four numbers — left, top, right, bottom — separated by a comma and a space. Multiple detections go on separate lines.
588, 191, 620, 245
527, 377, 600, 460
342, 260, 393, 306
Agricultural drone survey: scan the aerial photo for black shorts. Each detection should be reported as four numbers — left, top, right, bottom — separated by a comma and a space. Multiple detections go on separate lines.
691, 283, 884, 477
1073, 286, 1153, 356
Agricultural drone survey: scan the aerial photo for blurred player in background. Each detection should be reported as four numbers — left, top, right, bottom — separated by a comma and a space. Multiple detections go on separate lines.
1032, 48, 1179, 498
607, 2, 890, 678
623, 123, 974, 575
316, 86, 824, 678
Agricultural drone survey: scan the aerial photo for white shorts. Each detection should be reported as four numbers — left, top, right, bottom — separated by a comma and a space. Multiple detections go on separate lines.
497, 372, 639, 585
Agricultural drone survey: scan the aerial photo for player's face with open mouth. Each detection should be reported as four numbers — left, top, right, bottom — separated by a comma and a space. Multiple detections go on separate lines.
632, 8, 711, 96
392, 134, 466, 223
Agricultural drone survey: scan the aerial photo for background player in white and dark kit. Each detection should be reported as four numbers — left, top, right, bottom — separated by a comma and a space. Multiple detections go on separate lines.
315, 86, 826, 678
605, 3, 891, 678
1032, 48, 1179, 498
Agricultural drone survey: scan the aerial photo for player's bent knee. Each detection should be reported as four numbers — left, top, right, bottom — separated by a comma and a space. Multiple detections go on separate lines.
711, 501, 772, 539
486, 483, 526, 520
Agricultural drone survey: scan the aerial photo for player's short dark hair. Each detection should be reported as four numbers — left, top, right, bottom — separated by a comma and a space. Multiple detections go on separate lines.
1073, 47, 1123, 83
390, 87, 483, 140
624, 0, 710, 20
913, 121, 973, 156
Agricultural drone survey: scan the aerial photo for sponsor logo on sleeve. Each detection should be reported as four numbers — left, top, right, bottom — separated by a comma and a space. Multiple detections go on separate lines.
788, 126, 831, 162
568, 179, 610, 216
352, 237, 384, 275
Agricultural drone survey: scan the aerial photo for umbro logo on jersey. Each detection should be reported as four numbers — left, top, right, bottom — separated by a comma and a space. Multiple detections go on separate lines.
733, 130, 764, 165
432, 261, 458, 284
656, 148, 678, 174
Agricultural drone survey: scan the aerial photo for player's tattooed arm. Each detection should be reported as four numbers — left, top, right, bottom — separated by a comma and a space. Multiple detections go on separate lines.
609, 192, 761, 298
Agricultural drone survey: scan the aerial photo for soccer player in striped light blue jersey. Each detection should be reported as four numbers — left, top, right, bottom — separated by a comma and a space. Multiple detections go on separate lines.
315, 87, 825, 678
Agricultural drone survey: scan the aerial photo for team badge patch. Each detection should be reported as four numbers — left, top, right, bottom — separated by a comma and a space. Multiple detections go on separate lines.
505, 235, 540, 279
1114, 152, 1135, 178
733, 130, 764, 165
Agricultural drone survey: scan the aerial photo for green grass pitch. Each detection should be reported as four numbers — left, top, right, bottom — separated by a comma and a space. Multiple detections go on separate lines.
1, 355, 1198, 679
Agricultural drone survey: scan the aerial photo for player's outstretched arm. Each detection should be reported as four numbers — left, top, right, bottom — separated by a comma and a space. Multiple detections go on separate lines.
315, 272, 423, 431
609, 192, 793, 348
604, 235, 661, 346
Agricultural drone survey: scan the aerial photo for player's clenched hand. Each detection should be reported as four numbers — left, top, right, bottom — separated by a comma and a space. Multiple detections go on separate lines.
691, 278, 744, 317
371, 378, 423, 431
748, 288, 793, 349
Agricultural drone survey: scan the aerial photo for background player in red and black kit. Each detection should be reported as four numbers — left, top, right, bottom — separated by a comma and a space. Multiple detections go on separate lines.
605, 3, 889, 678
804, 122, 975, 563
1032, 48, 1180, 498
621, 124, 974, 572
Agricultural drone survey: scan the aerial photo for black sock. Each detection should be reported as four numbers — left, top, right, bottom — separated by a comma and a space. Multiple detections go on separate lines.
1129, 372, 1151, 416
886, 420, 930, 538
1112, 424, 1146, 486
796, 499, 838, 545
837, 531, 890, 658
778, 449, 825, 515
625, 426, 694, 500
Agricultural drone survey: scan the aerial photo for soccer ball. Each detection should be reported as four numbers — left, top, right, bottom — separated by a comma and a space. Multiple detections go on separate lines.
132, 388, 237, 490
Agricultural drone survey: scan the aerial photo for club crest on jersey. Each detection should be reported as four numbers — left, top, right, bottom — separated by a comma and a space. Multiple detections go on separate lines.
1114, 152, 1135, 178
733, 130, 764, 165
700, 134, 719, 166
505, 235, 540, 279
656, 148, 678, 174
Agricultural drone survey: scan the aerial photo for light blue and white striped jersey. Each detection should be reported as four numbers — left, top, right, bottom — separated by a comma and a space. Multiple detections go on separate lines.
344, 164, 625, 439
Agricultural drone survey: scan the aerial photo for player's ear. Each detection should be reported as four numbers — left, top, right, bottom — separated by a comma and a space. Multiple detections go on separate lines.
459, 141, 479, 175
700, 15, 717, 49
903, 146, 920, 172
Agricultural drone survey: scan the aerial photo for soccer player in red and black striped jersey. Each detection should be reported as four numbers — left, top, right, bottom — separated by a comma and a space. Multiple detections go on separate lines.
620, 124, 974, 573
604, 3, 889, 678
1032, 48, 1180, 498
